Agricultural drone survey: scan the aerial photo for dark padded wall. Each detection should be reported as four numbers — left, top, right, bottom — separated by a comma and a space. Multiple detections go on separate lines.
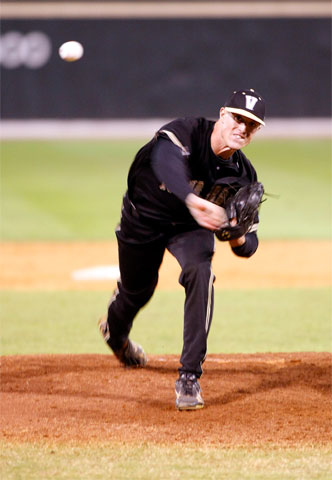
1, 18, 330, 118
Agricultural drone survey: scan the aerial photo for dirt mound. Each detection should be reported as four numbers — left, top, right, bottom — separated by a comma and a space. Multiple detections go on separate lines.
1, 352, 331, 446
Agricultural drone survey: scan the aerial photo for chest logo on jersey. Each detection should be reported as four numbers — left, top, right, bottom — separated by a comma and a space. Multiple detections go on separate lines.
158, 180, 232, 207
205, 184, 231, 206
190, 181, 231, 207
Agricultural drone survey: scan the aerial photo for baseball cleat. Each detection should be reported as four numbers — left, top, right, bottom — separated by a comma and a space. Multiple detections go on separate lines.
98, 316, 147, 367
175, 372, 204, 411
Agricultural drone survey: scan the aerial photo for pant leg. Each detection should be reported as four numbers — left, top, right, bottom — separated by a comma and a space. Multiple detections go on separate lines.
107, 226, 166, 351
167, 227, 215, 377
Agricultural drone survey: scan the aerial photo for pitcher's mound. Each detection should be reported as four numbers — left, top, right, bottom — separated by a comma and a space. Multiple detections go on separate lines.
1, 352, 331, 445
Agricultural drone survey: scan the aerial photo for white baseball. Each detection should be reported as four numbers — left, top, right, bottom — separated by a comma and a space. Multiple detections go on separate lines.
59, 41, 84, 62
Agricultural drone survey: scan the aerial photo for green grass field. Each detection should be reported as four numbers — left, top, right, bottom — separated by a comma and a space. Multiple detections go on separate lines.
1, 288, 331, 355
1, 443, 331, 480
1, 139, 331, 240
1, 138, 331, 479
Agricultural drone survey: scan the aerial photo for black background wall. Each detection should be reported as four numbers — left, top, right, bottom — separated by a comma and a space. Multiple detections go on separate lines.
1, 18, 331, 119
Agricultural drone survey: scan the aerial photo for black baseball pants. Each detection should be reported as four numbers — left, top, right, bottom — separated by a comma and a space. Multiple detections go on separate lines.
107, 214, 216, 378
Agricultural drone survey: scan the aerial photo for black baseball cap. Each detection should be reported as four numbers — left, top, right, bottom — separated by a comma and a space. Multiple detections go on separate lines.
224, 88, 265, 126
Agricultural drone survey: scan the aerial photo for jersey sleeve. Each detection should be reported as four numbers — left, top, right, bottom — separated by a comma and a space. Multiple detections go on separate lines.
231, 231, 258, 257
156, 117, 200, 155
151, 137, 194, 202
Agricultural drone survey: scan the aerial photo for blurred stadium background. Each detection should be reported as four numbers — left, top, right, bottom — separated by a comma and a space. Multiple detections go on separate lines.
0, 0, 331, 138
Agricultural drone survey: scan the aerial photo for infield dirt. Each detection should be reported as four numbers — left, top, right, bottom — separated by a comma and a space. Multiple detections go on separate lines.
1, 239, 331, 290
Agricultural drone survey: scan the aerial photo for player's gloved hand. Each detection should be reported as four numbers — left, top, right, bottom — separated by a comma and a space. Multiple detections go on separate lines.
215, 182, 264, 241
185, 193, 228, 231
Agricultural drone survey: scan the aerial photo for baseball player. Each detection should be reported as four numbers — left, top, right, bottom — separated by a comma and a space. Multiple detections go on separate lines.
99, 88, 265, 410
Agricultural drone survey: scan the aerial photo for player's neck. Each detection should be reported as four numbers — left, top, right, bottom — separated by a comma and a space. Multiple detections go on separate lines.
213, 144, 236, 160
210, 123, 236, 160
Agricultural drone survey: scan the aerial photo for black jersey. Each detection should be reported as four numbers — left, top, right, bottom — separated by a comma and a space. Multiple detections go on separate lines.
127, 117, 258, 227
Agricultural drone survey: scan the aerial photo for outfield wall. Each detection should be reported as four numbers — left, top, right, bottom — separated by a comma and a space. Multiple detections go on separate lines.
1, 118, 331, 139
1, 12, 331, 120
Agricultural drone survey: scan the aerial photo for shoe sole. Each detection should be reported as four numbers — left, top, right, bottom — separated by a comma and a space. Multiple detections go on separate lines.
98, 316, 147, 367
175, 391, 204, 411
122, 339, 147, 367
176, 403, 204, 411
98, 316, 109, 340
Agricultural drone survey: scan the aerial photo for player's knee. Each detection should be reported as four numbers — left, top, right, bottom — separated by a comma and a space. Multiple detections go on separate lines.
122, 282, 156, 309
179, 261, 213, 287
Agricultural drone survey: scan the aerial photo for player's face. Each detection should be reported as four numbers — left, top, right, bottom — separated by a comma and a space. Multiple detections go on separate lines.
219, 108, 260, 149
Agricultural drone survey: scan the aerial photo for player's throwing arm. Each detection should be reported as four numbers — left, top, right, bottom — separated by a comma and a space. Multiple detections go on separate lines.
185, 193, 228, 231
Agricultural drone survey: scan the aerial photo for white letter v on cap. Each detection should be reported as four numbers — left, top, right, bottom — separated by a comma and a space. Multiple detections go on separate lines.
245, 95, 258, 110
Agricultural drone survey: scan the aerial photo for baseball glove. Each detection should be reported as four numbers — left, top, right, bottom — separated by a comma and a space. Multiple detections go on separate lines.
215, 182, 264, 241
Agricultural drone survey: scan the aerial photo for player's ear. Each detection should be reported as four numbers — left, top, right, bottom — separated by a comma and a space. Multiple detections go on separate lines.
219, 107, 226, 122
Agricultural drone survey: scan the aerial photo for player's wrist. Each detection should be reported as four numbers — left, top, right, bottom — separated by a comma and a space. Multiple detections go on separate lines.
229, 235, 246, 247
185, 192, 196, 206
